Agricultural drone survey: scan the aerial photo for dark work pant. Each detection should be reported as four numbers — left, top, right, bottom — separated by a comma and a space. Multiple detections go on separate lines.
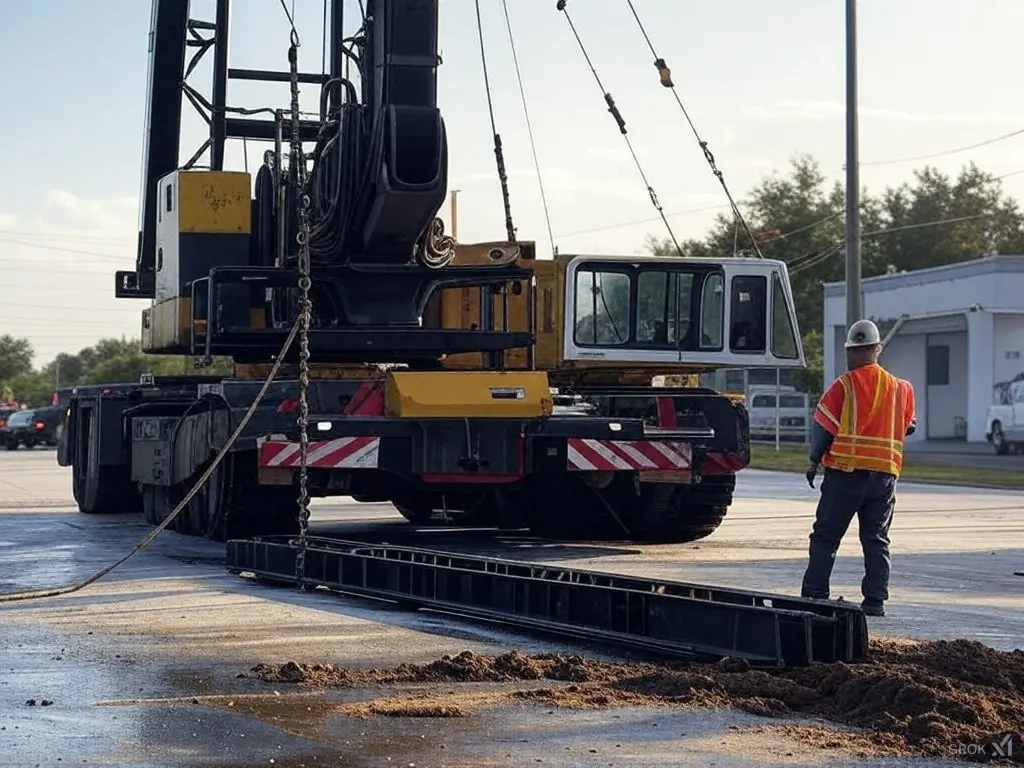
801, 468, 896, 603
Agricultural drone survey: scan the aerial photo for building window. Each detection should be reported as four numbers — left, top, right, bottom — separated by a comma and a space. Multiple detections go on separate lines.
926, 345, 950, 386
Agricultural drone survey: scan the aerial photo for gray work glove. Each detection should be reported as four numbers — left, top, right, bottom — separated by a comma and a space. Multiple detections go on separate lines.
806, 461, 819, 489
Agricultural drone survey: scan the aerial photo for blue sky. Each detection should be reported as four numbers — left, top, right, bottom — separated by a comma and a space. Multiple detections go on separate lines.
4, 0, 1024, 364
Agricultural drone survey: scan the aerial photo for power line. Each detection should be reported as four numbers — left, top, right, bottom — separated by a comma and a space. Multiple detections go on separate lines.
554, 203, 730, 238
0, 237, 129, 260
1, 301, 137, 313
556, 168, 1024, 240
861, 128, 1024, 167
787, 212, 997, 275
0, 228, 135, 242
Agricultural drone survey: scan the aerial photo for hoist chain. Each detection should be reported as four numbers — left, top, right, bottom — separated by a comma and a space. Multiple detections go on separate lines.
286, 29, 314, 589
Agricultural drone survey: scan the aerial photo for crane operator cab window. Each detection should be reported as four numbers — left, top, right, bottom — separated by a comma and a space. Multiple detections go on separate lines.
564, 255, 804, 369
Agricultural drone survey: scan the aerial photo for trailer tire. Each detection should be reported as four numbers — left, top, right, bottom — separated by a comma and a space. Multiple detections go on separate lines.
75, 407, 138, 515
521, 473, 736, 544
634, 474, 735, 544
185, 454, 300, 541
142, 484, 173, 526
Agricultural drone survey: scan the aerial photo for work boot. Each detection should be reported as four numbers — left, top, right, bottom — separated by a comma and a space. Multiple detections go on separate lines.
861, 600, 885, 617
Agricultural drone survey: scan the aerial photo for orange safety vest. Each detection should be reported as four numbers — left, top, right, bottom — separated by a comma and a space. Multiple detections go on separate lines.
813, 363, 916, 477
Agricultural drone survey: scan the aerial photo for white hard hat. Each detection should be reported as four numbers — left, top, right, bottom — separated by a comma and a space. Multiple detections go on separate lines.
845, 319, 881, 348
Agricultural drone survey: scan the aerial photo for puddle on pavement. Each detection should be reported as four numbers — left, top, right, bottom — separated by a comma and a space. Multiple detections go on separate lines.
165, 554, 226, 567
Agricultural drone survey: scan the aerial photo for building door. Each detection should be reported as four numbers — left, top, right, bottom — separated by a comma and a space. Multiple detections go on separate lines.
926, 342, 953, 439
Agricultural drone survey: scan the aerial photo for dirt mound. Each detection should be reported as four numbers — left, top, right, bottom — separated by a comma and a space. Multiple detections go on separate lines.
249, 640, 1024, 763
250, 650, 638, 687
341, 698, 471, 719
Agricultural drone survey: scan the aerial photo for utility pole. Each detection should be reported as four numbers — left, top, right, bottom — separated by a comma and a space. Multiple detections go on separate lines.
449, 189, 460, 240
845, 0, 862, 328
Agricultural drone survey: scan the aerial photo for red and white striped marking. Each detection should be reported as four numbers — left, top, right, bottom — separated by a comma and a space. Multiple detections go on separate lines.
257, 436, 380, 469
567, 438, 691, 472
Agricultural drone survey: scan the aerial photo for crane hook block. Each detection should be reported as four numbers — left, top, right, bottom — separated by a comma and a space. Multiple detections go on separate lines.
654, 58, 673, 88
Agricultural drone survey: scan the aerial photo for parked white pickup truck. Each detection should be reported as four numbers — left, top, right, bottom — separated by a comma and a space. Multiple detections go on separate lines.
985, 379, 1024, 454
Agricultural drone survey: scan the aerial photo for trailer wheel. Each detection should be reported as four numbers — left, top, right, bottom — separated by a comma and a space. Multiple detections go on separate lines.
520, 473, 735, 544
142, 484, 172, 526
629, 474, 735, 544
202, 454, 300, 541
74, 407, 138, 515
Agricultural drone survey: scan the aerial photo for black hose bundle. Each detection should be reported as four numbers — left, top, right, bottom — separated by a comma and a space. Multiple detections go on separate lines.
303, 76, 385, 266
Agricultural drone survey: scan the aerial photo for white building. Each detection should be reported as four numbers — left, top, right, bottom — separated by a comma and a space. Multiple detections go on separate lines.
822, 254, 1024, 444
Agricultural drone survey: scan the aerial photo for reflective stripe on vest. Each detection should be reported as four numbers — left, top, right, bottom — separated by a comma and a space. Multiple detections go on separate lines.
822, 365, 908, 476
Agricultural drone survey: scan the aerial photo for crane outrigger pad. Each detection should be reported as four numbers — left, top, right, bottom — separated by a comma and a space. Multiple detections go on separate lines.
226, 536, 868, 667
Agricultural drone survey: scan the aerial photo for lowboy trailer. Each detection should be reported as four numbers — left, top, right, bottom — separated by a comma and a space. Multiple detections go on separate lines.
57, 0, 807, 546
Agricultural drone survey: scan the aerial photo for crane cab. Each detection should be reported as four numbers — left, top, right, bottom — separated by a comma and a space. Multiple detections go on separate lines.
434, 248, 804, 380
562, 254, 804, 370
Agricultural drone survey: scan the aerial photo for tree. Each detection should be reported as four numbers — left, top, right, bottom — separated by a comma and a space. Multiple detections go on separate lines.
877, 164, 1024, 270
3, 334, 234, 406
644, 155, 1024, 392
0, 335, 34, 384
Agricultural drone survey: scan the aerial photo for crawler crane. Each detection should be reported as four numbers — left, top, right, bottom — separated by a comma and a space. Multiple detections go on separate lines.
58, 0, 806, 545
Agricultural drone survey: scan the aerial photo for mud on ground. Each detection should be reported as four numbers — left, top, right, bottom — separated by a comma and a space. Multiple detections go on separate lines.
248, 638, 1024, 763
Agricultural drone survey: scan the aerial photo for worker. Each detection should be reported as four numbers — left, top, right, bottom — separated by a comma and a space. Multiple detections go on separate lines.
800, 319, 917, 617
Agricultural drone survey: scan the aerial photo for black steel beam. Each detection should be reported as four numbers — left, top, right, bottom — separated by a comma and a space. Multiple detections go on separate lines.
225, 536, 869, 667
195, 328, 536, 364
225, 118, 320, 142
210, 0, 230, 170
135, 0, 190, 284
228, 68, 329, 84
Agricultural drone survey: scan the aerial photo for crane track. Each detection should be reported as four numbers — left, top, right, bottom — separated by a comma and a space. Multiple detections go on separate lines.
225, 534, 868, 668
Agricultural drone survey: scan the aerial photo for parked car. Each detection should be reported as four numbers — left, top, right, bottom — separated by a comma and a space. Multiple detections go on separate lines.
985, 379, 1024, 455
0, 403, 20, 433
1, 406, 64, 449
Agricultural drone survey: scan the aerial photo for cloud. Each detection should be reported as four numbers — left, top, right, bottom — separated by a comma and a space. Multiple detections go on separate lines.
747, 99, 1024, 124
585, 145, 648, 163
454, 166, 658, 203
0, 213, 17, 230
44, 190, 138, 236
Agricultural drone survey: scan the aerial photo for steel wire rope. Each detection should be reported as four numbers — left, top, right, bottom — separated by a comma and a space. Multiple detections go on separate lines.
474, 0, 517, 242
622, 0, 762, 258
500, 0, 555, 256
555, 1, 683, 257
0, 317, 302, 604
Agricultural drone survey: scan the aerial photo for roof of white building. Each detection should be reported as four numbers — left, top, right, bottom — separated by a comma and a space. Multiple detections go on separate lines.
822, 253, 1024, 298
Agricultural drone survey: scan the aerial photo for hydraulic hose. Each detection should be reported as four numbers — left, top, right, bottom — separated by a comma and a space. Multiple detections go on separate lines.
0, 317, 302, 604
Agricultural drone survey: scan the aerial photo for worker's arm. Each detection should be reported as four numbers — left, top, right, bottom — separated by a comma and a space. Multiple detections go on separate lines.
903, 381, 917, 436
809, 379, 844, 465
809, 421, 835, 464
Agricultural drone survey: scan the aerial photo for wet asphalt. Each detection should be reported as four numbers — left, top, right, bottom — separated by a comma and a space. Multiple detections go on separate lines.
1, 449, 1021, 767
